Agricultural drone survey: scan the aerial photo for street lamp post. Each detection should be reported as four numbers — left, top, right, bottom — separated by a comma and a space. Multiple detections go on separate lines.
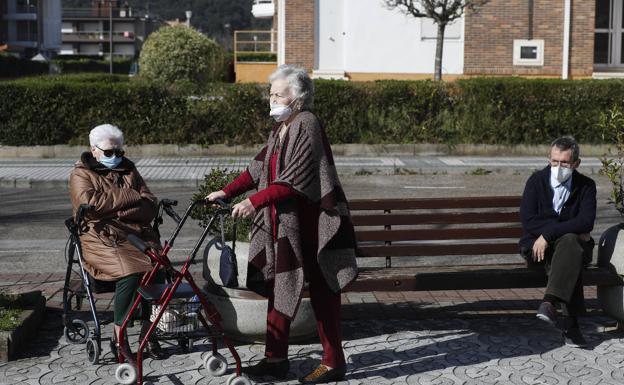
109, 0, 113, 74
185, 10, 192, 27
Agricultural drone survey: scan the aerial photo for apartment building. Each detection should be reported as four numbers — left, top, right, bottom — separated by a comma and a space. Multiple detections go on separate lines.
60, 0, 157, 57
0, 0, 61, 58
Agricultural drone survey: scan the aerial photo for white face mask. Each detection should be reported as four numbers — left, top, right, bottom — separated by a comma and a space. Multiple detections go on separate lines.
269, 99, 297, 122
551, 165, 573, 184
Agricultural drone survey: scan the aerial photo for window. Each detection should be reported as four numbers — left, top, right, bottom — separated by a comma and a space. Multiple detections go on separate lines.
513, 39, 544, 66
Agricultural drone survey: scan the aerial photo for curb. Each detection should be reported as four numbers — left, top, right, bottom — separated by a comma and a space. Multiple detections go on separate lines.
0, 292, 47, 362
0, 143, 615, 158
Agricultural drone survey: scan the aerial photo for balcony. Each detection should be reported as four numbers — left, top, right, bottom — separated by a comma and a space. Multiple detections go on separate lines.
3, 4, 38, 20
62, 31, 135, 43
62, 7, 133, 20
251, 0, 275, 18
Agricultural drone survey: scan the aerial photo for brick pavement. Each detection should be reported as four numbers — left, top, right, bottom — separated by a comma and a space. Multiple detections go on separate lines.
0, 272, 601, 320
2, 273, 622, 385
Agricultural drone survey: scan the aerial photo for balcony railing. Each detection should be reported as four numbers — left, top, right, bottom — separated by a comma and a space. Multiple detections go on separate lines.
234, 30, 277, 74
62, 7, 134, 19
62, 31, 135, 42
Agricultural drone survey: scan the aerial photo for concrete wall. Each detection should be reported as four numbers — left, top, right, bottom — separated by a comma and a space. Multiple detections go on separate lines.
341, 0, 463, 75
288, 0, 464, 76
41, 0, 61, 52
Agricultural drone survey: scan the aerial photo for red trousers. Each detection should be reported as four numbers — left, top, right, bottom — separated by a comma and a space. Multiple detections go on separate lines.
264, 254, 345, 368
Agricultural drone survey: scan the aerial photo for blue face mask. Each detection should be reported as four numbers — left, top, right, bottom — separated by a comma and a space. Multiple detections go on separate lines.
99, 154, 122, 169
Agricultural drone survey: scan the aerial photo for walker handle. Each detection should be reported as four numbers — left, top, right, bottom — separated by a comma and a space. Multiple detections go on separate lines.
127, 234, 148, 254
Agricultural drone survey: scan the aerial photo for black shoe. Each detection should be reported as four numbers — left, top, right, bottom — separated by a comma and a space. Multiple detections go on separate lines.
536, 301, 558, 326
139, 321, 167, 360
299, 364, 346, 384
242, 358, 289, 379
563, 327, 588, 348
145, 340, 167, 360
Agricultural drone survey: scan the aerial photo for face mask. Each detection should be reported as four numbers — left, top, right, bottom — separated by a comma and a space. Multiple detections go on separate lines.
99, 154, 122, 169
269, 99, 297, 122
551, 165, 573, 184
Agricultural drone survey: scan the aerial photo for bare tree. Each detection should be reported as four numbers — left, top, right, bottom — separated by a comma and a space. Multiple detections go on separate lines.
384, 0, 488, 81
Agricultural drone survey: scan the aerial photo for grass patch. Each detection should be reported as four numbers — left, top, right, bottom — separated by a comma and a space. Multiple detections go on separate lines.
0, 307, 21, 331
354, 168, 373, 176
468, 168, 492, 176
393, 167, 419, 175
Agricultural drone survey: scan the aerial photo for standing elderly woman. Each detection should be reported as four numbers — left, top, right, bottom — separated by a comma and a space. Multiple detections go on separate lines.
69, 124, 164, 359
207, 64, 358, 384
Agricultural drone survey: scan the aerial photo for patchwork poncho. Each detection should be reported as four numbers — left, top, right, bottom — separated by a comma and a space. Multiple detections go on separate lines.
246, 111, 358, 319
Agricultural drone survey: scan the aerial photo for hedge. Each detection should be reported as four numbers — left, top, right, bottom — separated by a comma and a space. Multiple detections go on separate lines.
1, 76, 623, 146
0, 55, 49, 78
51, 57, 134, 74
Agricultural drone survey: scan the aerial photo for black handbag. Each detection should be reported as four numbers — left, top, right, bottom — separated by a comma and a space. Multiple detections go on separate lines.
216, 214, 238, 288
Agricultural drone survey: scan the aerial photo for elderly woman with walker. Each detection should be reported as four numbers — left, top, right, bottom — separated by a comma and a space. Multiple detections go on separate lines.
207, 64, 358, 384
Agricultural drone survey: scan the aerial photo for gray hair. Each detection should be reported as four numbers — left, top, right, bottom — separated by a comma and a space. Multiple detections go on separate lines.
550, 136, 579, 162
268, 64, 314, 109
89, 124, 124, 147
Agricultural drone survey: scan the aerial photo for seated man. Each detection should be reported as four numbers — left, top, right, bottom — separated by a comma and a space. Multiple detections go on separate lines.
519, 136, 596, 348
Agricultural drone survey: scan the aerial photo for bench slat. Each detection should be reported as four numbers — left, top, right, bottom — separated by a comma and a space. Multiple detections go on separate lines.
352, 212, 520, 226
344, 265, 622, 291
349, 196, 522, 211
357, 242, 519, 257
356, 226, 523, 242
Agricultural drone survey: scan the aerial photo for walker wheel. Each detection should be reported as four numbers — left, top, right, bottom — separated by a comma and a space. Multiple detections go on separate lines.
64, 319, 89, 344
226, 373, 252, 385
115, 363, 137, 385
204, 352, 228, 376
85, 337, 100, 364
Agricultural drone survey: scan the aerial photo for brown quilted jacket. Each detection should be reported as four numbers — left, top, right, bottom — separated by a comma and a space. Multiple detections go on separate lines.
69, 152, 159, 281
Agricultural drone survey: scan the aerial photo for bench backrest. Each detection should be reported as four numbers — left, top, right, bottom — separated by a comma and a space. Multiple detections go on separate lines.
349, 196, 523, 267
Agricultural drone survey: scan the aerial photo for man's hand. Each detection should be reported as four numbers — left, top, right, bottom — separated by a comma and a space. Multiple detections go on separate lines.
231, 198, 255, 219
532, 235, 549, 262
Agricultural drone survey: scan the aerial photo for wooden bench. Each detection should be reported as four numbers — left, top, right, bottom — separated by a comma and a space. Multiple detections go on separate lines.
345, 196, 623, 292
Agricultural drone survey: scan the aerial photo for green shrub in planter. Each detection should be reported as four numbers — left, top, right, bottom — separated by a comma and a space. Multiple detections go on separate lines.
599, 106, 624, 216
192, 168, 252, 242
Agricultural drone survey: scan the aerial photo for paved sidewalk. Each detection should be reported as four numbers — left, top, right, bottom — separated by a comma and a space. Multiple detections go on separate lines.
0, 156, 605, 188
2, 272, 623, 385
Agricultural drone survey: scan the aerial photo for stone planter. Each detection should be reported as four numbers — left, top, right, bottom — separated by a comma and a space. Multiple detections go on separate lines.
203, 242, 316, 343
597, 224, 624, 321
0, 290, 46, 362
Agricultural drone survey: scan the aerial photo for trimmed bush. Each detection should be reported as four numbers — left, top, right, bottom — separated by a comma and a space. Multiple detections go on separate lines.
51, 57, 133, 74
2, 76, 624, 146
0, 54, 48, 78
138, 25, 225, 86
236, 52, 277, 62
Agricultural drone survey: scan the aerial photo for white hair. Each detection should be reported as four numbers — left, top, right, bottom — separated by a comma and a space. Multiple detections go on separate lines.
89, 124, 124, 147
269, 64, 314, 109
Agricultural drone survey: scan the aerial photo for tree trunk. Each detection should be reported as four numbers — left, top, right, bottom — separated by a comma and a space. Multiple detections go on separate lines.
434, 23, 446, 81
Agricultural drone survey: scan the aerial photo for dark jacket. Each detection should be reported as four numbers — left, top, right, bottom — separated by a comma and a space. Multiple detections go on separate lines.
519, 166, 596, 250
